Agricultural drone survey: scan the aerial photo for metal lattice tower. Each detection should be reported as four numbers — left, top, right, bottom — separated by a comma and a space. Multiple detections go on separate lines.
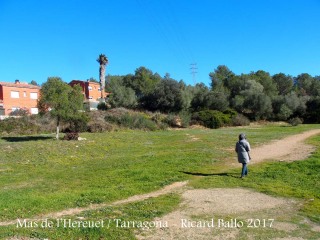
190, 63, 198, 85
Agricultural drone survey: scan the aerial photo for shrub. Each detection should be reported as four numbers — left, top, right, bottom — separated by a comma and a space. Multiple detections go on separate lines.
288, 117, 303, 126
231, 114, 250, 126
63, 132, 79, 140
29, 113, 57, 133
223, 108, 238, 118
179, 110, 192, 128
0, 117, 41, 135
9, 108, 29, 117
65, 113, 90, 133
164, 114, 182, 128
192, 110, 232, 129
97, 102, 108, 111
87, 121, 113, 133
85, 110, 114, 132
151, 112, 166, 124
105, 111, 157, 131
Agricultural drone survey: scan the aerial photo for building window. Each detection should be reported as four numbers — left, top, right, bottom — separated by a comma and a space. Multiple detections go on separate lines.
23, 91, 27, 97
11, 91, 19, 98
88, 86, 93, 91
11, 107, 20, 111
30, 92, 38, 99
89, 96, 93, 99
30, 108, 39, 114
98, 88, 102, 92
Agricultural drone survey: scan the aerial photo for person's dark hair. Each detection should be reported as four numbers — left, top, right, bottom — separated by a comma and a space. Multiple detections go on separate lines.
239, 133, 246, 140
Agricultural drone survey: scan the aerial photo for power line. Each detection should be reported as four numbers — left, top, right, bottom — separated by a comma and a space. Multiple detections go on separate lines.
135, 0, 196, 84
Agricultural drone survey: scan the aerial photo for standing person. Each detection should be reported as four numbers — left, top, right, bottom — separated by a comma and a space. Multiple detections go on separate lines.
235, 133, 251, 178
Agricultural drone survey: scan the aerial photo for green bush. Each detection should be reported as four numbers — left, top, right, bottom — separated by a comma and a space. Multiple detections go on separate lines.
231, 114, 250, 126
151, 112, 166, 124
105, 112, 157, 131
223, 108, 238, 118
65, 113, 90, 133
179, 110, 191, 128
288, 117, 303, 126
192, 110, 232, 129
164, 111, 191, 128
163, 114, 181, 128
0, 117, 41, 135
97, 102, 108, 111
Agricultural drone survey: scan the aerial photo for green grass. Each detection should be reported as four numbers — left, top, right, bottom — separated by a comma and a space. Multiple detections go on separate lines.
0, 194, 180, 239
191, 134, 320, 223
0, 123, 319, 239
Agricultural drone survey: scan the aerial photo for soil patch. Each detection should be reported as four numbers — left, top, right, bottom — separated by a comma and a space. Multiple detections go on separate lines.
136, 188, 299, 240
250, 129, 320, 163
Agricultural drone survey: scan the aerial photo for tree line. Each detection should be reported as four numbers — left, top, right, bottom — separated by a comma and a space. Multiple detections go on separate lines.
106, 65, 320, 124
34, 65, 319, 140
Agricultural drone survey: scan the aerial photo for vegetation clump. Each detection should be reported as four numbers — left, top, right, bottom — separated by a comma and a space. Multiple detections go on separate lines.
63, 132, 79, 140
191, 110, 233, 129
288, 117, 303, 126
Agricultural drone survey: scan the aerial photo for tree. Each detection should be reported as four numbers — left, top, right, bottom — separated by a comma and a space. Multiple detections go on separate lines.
233, 79, 272, 120
87, 77, 99, 83
310, 76, 320, 97
30, 80, 39, 86
107, 75, 137, 108
243, 93, 273, 120
180, 84, 195, 111
224, 74, 248, 99
38, 77, 85, 139
209, 65, 234, 90
123, 66, 161, 97
190, 83, 210, 112
295, 73, 314, 96
284, 91, 308, 117
272, 73, 293, 95
207, 90, 229, 112
250, 70, 278, 97
305, 97, 320, 123
97, 54, 109, 100
272, 95, 288, 120
140, 79, 183, 113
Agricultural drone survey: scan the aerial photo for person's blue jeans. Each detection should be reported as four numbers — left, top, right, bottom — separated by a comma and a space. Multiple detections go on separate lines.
241, 163, 248, 177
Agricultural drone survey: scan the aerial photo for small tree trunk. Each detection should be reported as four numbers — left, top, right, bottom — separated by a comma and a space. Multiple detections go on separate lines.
56, 117, 60, 140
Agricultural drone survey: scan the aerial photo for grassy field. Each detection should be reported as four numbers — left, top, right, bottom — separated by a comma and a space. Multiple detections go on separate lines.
0, 123, 319, 239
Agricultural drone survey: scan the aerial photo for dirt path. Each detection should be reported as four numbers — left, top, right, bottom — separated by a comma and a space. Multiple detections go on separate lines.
250, 129, 320, 163
136, 188, 302, 240
1, 129, 319, 232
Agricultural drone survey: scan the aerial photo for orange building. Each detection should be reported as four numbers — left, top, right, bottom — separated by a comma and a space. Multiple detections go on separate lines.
69, 80, 109, 110
0, 80, 41, 116
69, 80, 106, 101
